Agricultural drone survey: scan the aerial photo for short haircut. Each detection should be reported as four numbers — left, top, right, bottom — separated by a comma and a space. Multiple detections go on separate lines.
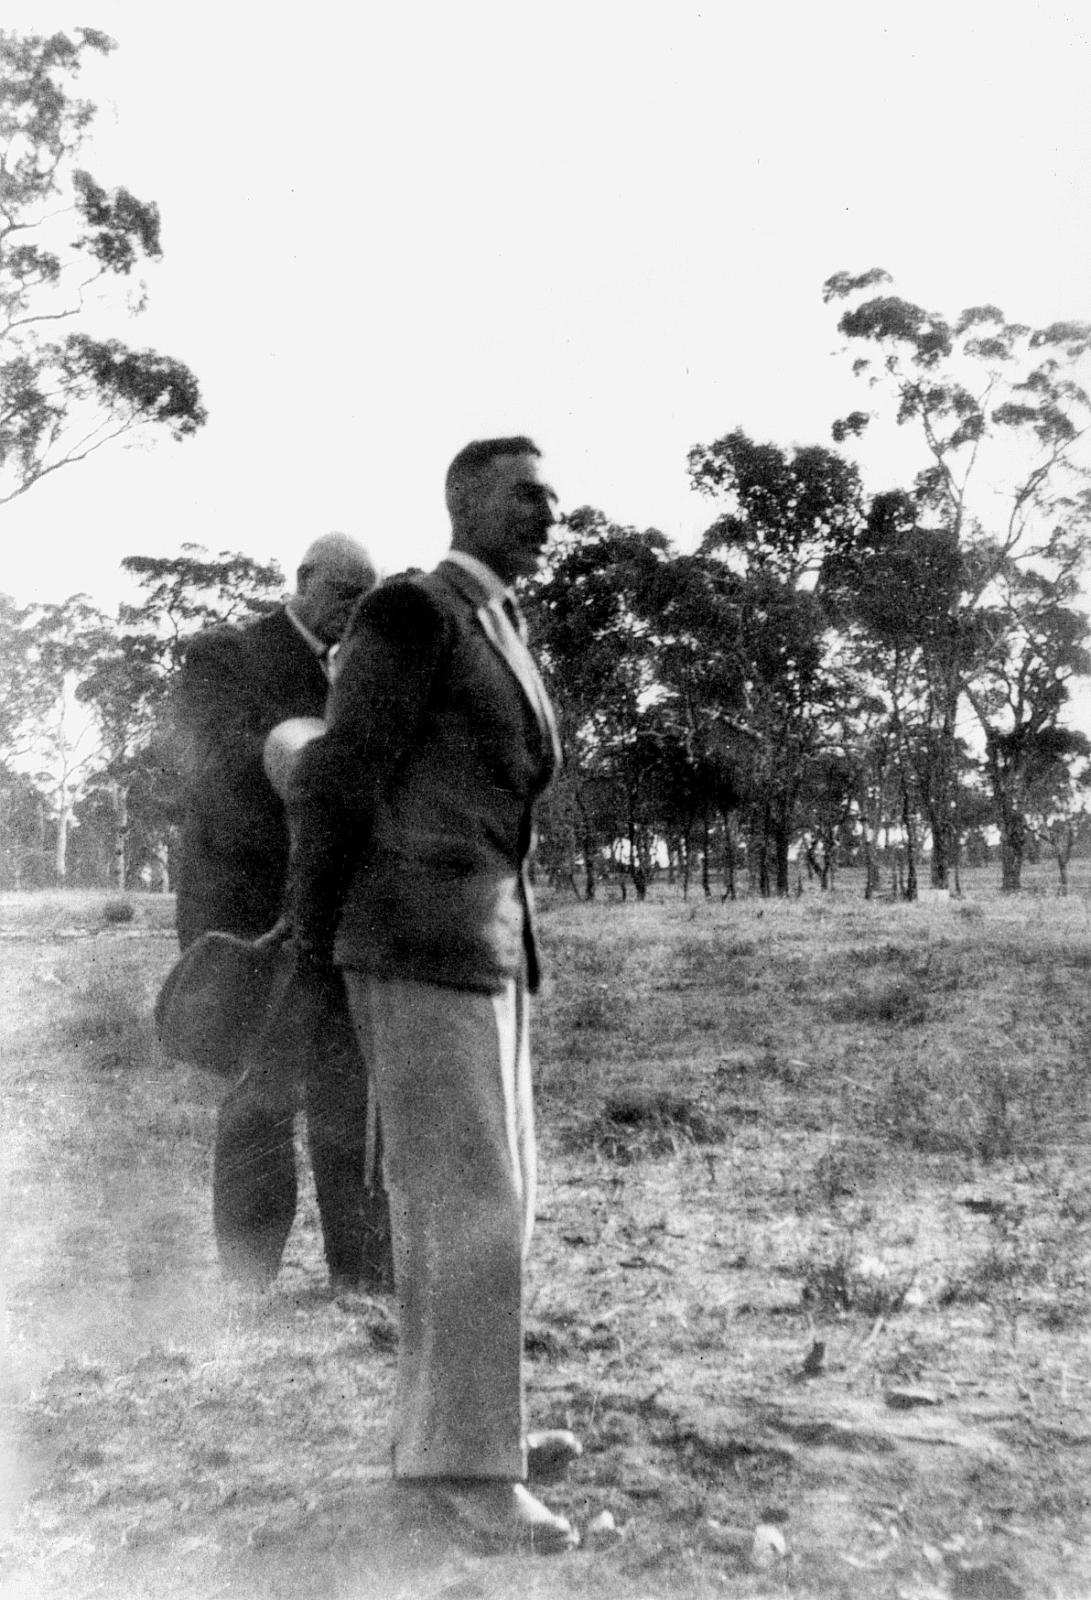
296, 532, 377, 589
445, 436, 540, 527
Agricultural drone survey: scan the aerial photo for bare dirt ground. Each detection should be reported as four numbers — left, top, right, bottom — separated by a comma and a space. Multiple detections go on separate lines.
1, 876, 1090, 1600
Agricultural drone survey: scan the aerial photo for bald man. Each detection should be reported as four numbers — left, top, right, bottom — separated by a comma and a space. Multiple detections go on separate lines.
174, 533, 387, 1293
175, 534, 378, 947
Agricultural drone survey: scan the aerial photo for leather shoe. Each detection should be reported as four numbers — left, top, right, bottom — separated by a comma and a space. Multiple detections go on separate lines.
406, 1479, 579, 1554
526, 1429, 583, 1483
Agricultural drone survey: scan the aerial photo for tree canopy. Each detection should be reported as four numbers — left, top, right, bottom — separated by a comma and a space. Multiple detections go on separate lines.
2, 266, 1090, 898
824, 268, 1091, 887
0, 27, 206, 504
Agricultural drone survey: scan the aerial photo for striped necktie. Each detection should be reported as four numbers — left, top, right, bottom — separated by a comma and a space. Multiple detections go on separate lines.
502, 591, 528, 643
495, 595, 556, 768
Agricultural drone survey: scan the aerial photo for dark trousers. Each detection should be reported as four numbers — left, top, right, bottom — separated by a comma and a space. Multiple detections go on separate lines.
208, 950, 392, 1293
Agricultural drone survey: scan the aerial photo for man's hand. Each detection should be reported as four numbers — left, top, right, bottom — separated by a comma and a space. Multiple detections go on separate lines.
252, 917, 293, 952
251, 914, 333, 975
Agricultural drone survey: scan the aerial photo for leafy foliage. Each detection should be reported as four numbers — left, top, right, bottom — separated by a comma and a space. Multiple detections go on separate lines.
826, 269, 1091, 888
0, 548, 283, 887
0, 27, 206, 503
688, 431, 867, 892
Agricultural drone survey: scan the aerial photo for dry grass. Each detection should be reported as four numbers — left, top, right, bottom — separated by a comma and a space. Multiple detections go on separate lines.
2, 868, 1091, 1599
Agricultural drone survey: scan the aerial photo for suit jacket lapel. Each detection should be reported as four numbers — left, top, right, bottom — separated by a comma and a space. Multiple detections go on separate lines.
440, 560, 562, 773
266, 606, 330, 696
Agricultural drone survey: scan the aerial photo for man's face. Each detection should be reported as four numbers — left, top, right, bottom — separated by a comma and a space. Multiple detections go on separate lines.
468, 453, 558, 584
298, 561, 377, 643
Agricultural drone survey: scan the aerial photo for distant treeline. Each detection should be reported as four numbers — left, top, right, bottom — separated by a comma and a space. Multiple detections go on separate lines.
4, 274, 1091, 899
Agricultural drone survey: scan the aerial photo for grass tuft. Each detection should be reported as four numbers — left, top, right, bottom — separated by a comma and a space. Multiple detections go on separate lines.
831, 975, 930, 1026
805, 1139, 879, 1207
799, 1241, 915, 1316
575, 1088, 726, 1163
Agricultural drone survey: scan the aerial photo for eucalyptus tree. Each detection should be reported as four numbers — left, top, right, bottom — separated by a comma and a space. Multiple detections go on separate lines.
0, 763, 49, 887
117, 545, 286, 688
796, 748, 858, 890
965, 571, 1091, 888
1021, 733, 1091, 896
0, 591, 110, 879
687, 429, 865, 894
824, 269, 1091, 889
75, 547, 285, 887
0, 28, 205, 503
822, 488, 971, 889
0, 591, 46, 755
642, 550, 747, 896
525, 508, 669, 897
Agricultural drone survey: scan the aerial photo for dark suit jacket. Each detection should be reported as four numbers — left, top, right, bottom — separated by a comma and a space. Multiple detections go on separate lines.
175, 606, 328, 948
288, 559, 558, 994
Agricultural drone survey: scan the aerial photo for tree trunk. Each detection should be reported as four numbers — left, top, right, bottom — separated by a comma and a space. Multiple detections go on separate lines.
54, 786, 68, 883
721, 812, 737, 901
999, 815, 1026, 892
859, 805, 880, 900
580, 811, 597, 899
1056, 849, 1070, 896
773, 814, 791, 897
982, 731, 1028, 894
110, 780, 128, 892
926, 675, 960, 889
756, 823, 771, 897
926, 759, 955, 888
629, 815, 650, 901
930, 819, 952, 888
902, 787, 918, 901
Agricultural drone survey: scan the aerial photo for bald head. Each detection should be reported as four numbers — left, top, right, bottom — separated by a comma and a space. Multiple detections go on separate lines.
292, 533, 378, 644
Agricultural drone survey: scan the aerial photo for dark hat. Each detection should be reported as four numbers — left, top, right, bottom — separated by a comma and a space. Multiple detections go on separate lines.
154, 931, 286, 1078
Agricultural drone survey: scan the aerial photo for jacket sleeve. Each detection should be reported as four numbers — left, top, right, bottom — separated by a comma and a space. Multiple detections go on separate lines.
175, 625, 269, 766
285, 578, 448, 964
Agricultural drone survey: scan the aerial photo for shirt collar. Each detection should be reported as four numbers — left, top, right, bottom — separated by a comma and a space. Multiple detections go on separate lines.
445, 548, 511, 605
284, 601, 328, 659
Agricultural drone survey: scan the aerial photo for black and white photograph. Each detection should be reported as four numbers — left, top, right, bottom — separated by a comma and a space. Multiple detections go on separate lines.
2, 5, 1090, 1598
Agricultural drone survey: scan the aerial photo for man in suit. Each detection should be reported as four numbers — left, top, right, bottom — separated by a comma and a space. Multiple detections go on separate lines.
174, 533, 389, 1294
174, 533, 376, 948
286, 439, 580, 1553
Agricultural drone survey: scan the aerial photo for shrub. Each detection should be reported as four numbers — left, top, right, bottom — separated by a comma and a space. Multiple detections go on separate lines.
103, 898, 136, 925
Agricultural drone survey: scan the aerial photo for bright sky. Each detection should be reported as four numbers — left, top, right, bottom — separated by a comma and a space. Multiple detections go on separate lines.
3, 0, 1090, 609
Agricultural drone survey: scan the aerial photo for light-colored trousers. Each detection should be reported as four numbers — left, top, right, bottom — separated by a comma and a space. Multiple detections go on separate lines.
342, 970, 535, 1482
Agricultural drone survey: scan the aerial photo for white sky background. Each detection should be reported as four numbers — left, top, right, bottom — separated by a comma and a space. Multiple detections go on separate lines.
2, 0, 1090, 611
